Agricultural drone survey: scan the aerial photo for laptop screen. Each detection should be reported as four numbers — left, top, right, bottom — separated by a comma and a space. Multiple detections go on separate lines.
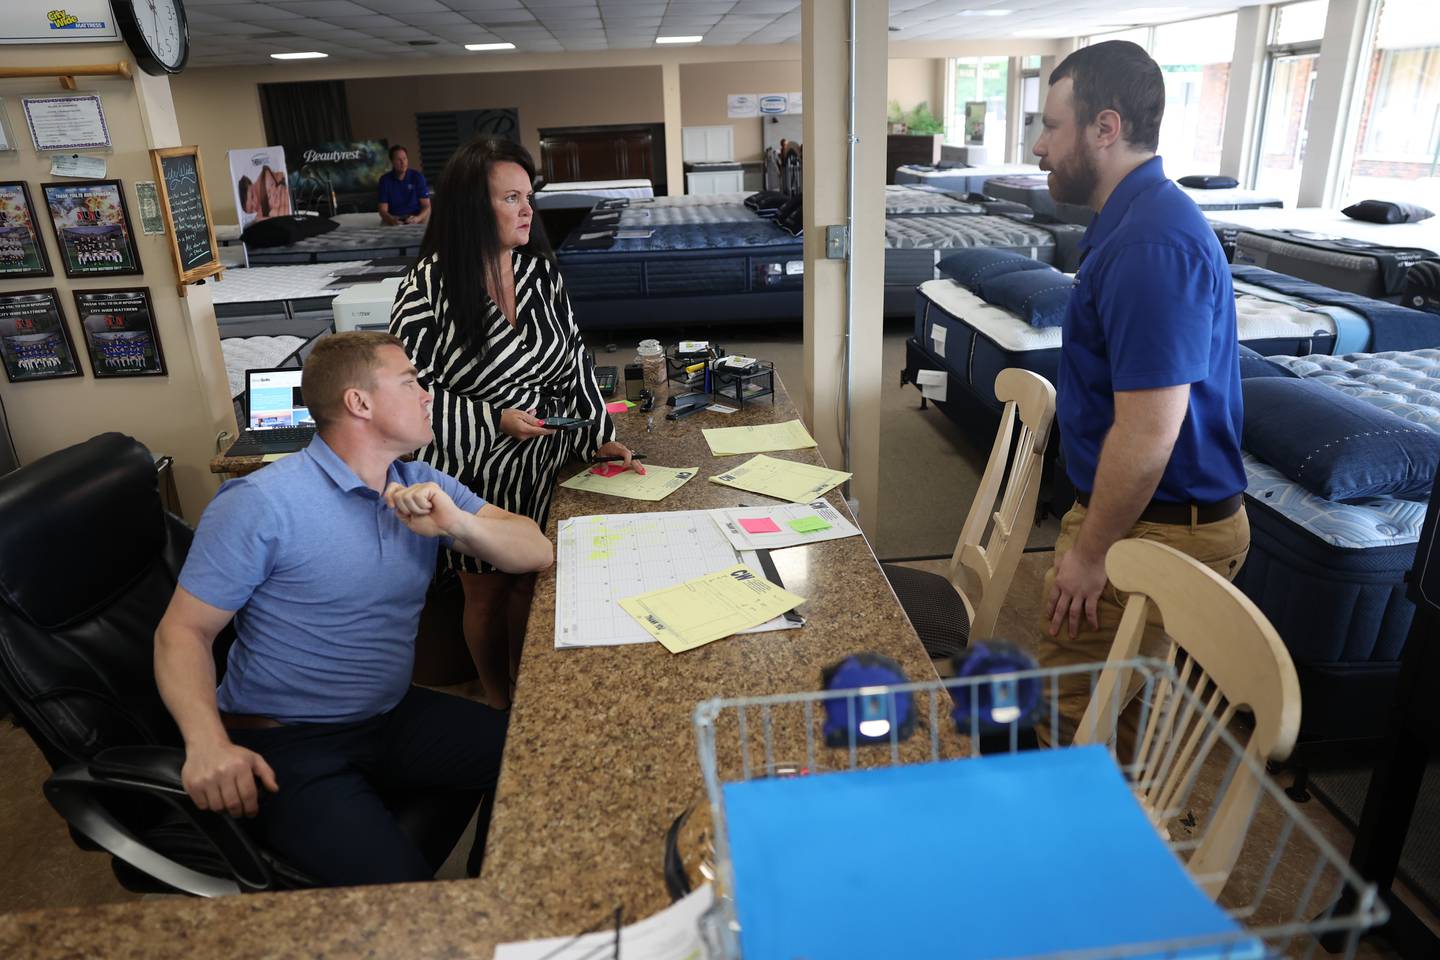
246, 369, 313, 430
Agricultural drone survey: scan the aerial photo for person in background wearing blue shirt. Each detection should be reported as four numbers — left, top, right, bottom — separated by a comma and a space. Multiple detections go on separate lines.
378, 144, 430, 225
153, 331, 552, 886
1033, 41, 1249, 746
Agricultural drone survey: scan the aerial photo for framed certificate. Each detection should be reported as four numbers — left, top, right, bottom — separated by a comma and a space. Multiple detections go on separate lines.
22, 94, 111, 153
0, 182, 53, 279
0, 288, 83, 384
73, 287, 166, 378
40, 179, 142, 278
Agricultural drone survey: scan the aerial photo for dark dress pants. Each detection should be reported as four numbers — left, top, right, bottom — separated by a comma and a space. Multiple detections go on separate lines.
230, 686, 507, 886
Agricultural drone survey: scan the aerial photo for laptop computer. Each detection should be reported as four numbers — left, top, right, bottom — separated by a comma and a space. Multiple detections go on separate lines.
223, 367, 317, 457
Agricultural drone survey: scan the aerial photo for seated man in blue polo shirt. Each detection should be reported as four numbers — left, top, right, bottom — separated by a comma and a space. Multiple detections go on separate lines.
377, 144, 430, 225
1032, 41, 1249, 745
153, 331, 552, 886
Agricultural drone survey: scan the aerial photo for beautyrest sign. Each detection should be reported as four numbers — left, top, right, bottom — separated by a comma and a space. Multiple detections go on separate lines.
291, 140, 391, 212
0, 2, 117, 42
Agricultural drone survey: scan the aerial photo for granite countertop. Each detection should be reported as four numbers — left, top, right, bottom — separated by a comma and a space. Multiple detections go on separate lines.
3, 376, 935, 958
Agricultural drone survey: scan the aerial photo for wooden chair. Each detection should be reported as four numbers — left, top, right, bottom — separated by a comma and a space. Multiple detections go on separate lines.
882, 368, 1056, 661
1075, 538, 1302, 898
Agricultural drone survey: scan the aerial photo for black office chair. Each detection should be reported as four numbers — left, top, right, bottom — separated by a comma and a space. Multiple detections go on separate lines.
0, 433, 480, 895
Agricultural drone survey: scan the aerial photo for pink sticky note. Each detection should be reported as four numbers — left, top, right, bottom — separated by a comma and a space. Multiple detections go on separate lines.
590, 463, 626, 478
605, 401, 629, 414
739, 517, 782, 534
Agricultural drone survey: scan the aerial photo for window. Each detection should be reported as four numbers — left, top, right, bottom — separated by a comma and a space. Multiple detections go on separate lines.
1251, 0, 1329, 207
1087, 27, 1152, 50
1340, 0, 1440, 210
1152, 14, 1237, 175
1271, 0, 1329, 45
946, 56, 1009, 154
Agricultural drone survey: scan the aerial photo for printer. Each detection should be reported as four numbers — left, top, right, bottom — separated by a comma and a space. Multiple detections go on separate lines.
332, 277, 403, 333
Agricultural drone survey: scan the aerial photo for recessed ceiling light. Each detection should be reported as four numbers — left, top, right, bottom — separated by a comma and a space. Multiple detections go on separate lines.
655, 35, 703, 44
465, 41, 517, 51
270, 51, 328, 60
957, 8, 1013, 15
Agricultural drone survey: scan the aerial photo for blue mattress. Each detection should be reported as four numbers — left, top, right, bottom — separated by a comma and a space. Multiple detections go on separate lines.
1231, 264, 1440, 352
1235, 350, 1440, 740
557, 217, 803, 327
244, 224, 426, 265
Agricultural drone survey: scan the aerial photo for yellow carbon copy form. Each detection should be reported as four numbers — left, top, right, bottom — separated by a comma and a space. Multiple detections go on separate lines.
708, 454, 852, 503
618, 564, 806, 653
559, 464, 699, 502
702, 419, 817, 456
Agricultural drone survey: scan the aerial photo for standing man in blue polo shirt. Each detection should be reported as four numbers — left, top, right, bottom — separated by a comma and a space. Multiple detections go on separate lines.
153, 331, 552, 886
1033, 41, 1249, 743
378, 144, 430, 225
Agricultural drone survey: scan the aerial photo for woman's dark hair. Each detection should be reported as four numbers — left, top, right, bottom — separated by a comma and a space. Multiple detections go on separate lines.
1050, 40, 1165, 153
421, 137, 552, 353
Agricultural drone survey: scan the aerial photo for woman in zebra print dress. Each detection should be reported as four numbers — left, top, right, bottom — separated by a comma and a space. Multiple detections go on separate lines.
390, 138, 640, 708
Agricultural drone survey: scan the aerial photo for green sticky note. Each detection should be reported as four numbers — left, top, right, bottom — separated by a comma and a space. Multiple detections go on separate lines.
788, 517, 831, 534
589, 550, 611, 560
624, 399, 637, 409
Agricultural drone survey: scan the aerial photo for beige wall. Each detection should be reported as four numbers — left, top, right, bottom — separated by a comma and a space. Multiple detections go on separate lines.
679, 60, 800, 163
0, 44, 235, 521
346, 66, 666, 182
887, 58, 943, 115
171, 70, 266, 224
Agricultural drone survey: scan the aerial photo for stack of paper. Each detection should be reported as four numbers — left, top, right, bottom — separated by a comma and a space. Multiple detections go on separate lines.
619, 564, 806, 653
559, 463, 698, 502
710, 455, 852, 503
493, 884, 713, 959
710, 500, 862, 551
703, 419, 817, 456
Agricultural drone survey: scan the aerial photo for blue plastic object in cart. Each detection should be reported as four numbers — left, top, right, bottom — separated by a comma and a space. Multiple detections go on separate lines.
720, 745, 1262, 959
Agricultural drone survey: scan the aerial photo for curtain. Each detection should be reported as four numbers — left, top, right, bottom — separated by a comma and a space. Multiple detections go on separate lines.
259, 80, 353, 168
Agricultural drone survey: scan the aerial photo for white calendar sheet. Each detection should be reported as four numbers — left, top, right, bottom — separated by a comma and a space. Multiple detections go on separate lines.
555, 509, 798, 648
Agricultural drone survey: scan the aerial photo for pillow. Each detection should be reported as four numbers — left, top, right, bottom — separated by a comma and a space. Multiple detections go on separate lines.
936, 248, 1048, 291
1178, 175, 1240, 189
1237, 344, 1300, 379
976, 269, 1073, 328
1342, 200, 1435, 224
1242, 378, 1440, 500
240, 215, 338, 249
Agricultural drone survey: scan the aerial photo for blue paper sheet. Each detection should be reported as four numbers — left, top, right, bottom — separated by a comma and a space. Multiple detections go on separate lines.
722, 745, 1258, 959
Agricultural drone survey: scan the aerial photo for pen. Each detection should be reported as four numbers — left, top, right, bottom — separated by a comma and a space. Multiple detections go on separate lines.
590, 453, 647, 462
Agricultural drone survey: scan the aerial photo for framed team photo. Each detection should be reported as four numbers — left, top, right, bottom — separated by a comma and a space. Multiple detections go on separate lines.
0, 182, 52, 279
72, 287, 166, 378
0, 288, 83, 384
40, 179, 142, 279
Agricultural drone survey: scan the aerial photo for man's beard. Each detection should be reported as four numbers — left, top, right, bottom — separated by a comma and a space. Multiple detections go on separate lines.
1047, 141, 1099, 207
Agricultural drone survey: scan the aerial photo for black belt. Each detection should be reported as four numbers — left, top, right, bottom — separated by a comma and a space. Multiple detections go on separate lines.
1075, 490, 1243, 526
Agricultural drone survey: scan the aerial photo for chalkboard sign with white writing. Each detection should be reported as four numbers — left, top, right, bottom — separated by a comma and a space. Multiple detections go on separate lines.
149, 145, 223, 290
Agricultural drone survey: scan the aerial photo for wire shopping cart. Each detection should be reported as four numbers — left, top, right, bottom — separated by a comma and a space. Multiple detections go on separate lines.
692, 658, 1387, 959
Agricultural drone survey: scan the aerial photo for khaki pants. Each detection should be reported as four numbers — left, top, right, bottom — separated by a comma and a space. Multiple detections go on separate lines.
1036, 503, 1250, 750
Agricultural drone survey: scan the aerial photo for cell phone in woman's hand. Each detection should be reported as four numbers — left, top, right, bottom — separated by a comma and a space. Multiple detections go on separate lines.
536, 416, 588, 430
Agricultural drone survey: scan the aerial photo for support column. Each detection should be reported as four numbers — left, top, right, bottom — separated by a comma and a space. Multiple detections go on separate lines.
661, 61, 684, 196
1005, 57, 1022, 163
1298, 0, 1370, 207
801, 0, 886, 534
1220, 5, 1270, 182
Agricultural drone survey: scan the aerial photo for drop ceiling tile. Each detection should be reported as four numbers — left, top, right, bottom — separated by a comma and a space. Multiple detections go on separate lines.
274, 0, 372, 15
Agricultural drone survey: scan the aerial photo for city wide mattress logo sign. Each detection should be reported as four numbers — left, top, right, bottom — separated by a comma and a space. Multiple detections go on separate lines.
47, 9, 107, 30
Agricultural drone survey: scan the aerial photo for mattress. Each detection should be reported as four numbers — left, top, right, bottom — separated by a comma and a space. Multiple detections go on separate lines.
885, 215, 1057, 295
1209, 207, 1440, 297
884, 185, 985, 215
220, 335, 305, 399
911, 279, 1338, 403
617, 204, 762, 226
210, 261, 372, 309
245, 224, 426, 265
1233, 349, 1440, 738
893, 163, 1043, 193
539, 179, 653, 198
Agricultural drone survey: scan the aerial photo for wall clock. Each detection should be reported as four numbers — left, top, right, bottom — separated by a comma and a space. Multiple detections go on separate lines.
113, 0, 190, 76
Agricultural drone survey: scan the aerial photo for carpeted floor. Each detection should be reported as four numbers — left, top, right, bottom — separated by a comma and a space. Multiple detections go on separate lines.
1310, 762, 1440, 919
